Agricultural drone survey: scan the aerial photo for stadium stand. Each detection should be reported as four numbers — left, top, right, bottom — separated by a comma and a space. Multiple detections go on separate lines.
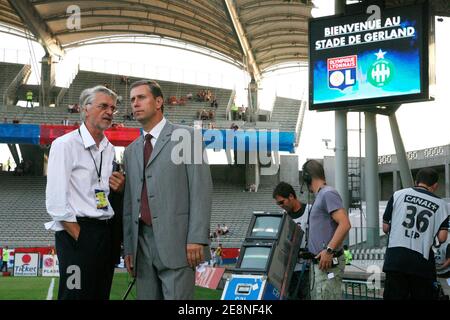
0, 172, 280, 249
1, 70, 234, 127
0, 173, 53, 247
270, 96, 303, 132
210, 182, 280, 248
59, 70, 232, 124
0, 62, 31, 105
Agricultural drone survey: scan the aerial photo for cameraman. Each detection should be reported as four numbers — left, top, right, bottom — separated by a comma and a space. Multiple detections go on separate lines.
302, 160, 351, 300
273, 182, 310, 300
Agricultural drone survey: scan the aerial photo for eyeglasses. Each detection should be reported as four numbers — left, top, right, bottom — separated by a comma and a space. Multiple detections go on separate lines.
89, 103, 117, 114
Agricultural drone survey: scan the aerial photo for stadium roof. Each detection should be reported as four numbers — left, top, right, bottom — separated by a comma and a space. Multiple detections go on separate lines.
0, 0, 448, 78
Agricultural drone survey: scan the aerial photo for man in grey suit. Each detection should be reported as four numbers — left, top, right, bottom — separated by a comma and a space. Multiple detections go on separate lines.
123, 80, 212, 300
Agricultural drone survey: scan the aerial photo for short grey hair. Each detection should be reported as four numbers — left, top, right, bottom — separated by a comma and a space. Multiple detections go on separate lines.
79, 85, 118, 120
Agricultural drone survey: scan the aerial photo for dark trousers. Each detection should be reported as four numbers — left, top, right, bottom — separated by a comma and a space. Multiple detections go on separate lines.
384, 271, 434, 300
288, 269, 310, 300
55, 219, 114, 300
1, 261, 7, 272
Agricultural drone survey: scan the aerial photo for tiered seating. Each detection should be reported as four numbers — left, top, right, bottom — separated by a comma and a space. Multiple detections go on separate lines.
209, 183, 280, 248
0, 174, 53, 247
0, 173, 281, 248
59, 70, 232, 125
1, 104, 82, 125
270, 96, 302, 132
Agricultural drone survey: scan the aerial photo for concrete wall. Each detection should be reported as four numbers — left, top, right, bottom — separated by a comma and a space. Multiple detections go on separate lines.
280, 155, 299, 187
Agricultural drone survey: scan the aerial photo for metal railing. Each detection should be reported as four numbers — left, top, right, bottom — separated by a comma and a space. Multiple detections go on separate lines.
342, 280, 382, 300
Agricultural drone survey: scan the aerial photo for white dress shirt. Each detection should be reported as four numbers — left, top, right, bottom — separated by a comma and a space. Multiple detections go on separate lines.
143, 117, 166, 148
45, 123, 116, 231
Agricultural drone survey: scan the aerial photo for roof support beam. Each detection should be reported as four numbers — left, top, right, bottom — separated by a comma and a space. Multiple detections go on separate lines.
7, 0, 64, 58
224, 0, 261, 83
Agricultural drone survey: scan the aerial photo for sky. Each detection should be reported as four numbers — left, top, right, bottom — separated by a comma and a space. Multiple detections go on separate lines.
0, 1, 449, 168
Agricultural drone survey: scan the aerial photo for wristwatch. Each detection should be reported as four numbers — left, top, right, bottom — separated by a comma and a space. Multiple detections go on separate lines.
326, 246, 335, 255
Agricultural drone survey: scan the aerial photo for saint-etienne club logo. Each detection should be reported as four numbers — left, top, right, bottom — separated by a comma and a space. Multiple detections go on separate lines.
368, 49, 394, 87
328, 55, 357, 91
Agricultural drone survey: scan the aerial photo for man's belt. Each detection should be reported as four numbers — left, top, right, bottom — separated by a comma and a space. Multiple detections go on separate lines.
310, 249, 344, 264
77, 217, 112, 225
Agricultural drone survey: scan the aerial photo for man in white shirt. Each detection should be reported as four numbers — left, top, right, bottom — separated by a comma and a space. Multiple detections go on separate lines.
46, 85, 125, 299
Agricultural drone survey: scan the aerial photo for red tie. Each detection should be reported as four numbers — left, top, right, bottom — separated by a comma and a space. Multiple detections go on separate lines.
140, 134, 153, 225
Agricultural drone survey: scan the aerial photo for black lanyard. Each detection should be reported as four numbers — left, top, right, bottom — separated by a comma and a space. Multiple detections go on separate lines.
78, 128, 103, 184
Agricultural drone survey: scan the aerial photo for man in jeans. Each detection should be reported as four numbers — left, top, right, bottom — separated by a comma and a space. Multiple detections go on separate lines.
302, 160, 351, 300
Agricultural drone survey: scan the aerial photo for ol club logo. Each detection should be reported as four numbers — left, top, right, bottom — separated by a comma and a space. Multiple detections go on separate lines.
327, 55, 357, 91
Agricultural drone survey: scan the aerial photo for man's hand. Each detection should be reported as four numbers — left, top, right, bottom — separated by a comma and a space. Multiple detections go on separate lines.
61, 221, 80, 241
109, 171, 125, 193
186, 244, 205, 268
316, 249, 333, 271
124, 255, 135, 277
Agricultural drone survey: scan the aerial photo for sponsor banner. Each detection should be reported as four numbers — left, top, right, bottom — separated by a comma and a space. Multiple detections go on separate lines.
14, 253, 39, 276
42, 254, 59, 277
195, 266, 225, 290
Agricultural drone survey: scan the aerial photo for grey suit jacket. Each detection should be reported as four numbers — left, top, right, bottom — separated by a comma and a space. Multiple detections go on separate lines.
122, 121, 212, 269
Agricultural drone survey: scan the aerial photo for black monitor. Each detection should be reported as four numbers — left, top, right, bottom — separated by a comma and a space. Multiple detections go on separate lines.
246, 212, 284, 240
235, 243, 275, 273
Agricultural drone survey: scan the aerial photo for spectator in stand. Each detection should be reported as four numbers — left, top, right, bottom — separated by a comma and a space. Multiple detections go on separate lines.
62, 117, 70, 126
168, 96, 178, 105
238, 105, 246, 120
196, 90, 203, 102
208, 109, 215, 120
12, 117, 20, 124
3, 116, 7, 123
120, 76, 130, 85
206, 90, 212, 102
25, 90, 34, 108
210, 248, 216, 266
69, 104, 80, 113
215, 244, 223, 266
231, 102, 238, 120
186, 93, 193, 100
210, 98, 218, 110
216, 224, 223, 236
221, 224, 229, 235
200, 109, 209, 120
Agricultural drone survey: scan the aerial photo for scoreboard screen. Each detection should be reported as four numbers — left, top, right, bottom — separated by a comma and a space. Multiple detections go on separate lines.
308, 3, 433, 111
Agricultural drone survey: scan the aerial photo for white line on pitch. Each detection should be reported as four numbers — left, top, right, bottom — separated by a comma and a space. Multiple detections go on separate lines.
46, 278, 55, 300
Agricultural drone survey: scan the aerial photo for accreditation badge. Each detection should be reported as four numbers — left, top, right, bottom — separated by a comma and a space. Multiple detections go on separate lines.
95, 189, 108, 210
